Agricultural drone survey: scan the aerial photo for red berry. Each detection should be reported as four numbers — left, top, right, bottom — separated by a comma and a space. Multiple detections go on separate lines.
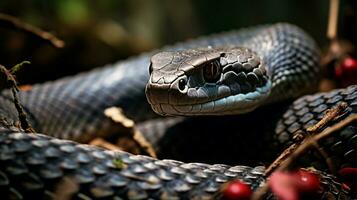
295, 170, 321, 194
341, 57, 357, 72
222, 180, 252, 200
334, 57, 357, 82
269, 172, 299, 200
269, 170, 322, 200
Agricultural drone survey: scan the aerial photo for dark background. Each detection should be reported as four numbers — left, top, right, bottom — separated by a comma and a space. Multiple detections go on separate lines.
0, 0, 355, 84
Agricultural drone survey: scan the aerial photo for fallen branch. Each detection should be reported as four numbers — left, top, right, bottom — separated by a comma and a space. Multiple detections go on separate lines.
0, 12, 64, 48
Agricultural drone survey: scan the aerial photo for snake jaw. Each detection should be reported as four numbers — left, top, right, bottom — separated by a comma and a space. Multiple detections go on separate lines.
150, 80, 272, 116
187, 80, 271, 115
147, 72, 272, 116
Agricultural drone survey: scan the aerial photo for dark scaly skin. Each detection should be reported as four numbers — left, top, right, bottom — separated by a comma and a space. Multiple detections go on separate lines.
0, 23, 355, 199
0, 128, 352, 199
0, 87, 354, 199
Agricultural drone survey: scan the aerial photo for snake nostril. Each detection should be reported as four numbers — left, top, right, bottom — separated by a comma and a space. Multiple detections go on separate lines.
178, 79, 186, 91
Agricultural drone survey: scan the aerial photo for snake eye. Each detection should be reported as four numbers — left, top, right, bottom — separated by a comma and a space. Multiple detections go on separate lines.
178, 79, 186, 91
203, 60, 221, 83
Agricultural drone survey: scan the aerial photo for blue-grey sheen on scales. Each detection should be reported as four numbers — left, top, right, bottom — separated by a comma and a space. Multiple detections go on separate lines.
0, 23, 355, 199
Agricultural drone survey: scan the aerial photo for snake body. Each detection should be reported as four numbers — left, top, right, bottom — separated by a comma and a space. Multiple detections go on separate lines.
0, 23, 356, 199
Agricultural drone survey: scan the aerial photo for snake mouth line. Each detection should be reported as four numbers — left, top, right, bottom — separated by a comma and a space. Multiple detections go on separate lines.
152, 80, 272, 115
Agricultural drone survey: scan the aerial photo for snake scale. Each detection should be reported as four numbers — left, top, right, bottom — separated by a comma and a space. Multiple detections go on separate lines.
0, 23, 356, 199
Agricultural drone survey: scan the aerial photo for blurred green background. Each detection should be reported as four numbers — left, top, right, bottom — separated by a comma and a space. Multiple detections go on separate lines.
0, 0, 355, 84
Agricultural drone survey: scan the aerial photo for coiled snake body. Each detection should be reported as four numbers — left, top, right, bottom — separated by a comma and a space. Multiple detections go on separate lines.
0, 23, 356, 199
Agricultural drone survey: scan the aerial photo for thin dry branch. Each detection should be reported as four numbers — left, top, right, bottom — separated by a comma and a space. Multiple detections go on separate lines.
252, 113, 357, 200
265, 102, 347, 176
11, 87, 34, 133
327, 0, 339, 39
0, 12, 64, 48
0, 63, 34, 133
307, 101, 347, 133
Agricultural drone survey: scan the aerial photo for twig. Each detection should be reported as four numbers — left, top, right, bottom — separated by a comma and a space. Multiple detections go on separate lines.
327, 0, 339, 40
276, 114, 356, 177
310, 114, 356, 141
0, 63, 34, 133
10, 87, 34, 133
307, 102, 348, 173
10, 61, 31, 74
252, 111, 356, 200
264, 141, 301, 177
307, 101, 347, 133
0, 12, 65, 48
0, 61, 30, 91
265, 102, 347, 176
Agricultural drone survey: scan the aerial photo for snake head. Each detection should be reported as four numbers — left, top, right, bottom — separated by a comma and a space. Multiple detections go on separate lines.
146, 46, 272, 116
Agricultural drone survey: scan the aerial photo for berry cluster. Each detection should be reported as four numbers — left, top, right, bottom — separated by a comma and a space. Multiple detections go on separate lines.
221, 170, 321, 200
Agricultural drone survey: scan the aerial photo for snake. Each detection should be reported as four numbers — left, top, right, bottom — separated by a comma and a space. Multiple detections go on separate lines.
0, 23, 356, 199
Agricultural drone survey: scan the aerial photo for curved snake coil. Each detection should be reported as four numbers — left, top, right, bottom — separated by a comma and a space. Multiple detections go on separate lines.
0, 23, 356, 199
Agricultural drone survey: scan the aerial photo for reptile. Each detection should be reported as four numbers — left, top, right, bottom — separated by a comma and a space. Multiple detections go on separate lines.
0, 23, 356, 199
